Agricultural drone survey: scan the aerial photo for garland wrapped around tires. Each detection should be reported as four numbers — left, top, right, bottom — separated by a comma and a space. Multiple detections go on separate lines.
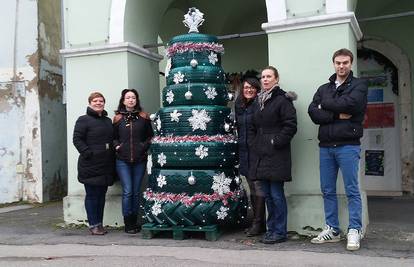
145, 8, 246, 229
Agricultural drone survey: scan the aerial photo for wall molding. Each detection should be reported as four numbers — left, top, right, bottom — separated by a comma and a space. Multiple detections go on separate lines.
262, 12, 363, 41
60, 42, 163, 62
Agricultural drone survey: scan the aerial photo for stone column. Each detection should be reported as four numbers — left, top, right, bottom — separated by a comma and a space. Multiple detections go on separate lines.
61, 43, 162, 226
263, 0, 369, 235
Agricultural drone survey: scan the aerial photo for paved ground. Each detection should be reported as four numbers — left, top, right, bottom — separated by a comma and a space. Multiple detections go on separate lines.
0, 197, 413, 266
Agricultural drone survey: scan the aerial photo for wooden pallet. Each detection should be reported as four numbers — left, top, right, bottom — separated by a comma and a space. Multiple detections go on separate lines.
141, 223, 220, 241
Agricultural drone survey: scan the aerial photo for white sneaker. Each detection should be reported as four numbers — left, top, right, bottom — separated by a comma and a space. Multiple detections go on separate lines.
347, 229, 362, 251
311, 225, 341, 244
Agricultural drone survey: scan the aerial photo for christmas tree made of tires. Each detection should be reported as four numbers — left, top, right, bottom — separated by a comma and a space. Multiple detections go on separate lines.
143, 8, 246, 229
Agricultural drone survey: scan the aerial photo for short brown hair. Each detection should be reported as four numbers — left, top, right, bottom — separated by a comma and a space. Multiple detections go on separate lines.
332, 48, 354, 63
88, 92, 105, 103
262, 66, 279, 78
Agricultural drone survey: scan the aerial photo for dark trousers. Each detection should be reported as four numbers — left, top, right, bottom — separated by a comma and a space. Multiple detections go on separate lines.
84, 184, 108, 227
260, 180, 287, 237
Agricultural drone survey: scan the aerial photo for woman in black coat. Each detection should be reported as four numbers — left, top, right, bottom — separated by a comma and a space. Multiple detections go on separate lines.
113, 89, 153, 233
73, 92, 115, 235
248, 66, 297, 244
235, 77, 265, 237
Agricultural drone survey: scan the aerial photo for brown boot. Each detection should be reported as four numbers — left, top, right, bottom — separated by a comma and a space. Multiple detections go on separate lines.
89, 226, 105, 235
246, 182, 266, 237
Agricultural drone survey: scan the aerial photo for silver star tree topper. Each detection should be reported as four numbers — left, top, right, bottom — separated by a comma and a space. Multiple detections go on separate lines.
183, 7, 205, 33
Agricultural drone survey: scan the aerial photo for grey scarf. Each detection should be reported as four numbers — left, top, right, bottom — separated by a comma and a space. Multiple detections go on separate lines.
258, 85, 276, 110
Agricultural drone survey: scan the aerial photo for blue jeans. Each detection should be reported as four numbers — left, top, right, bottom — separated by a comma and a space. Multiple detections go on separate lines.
320, 145, 362, 232
84, 184, 108, 227
260, 180, 287, 238
116, 159, 146, 216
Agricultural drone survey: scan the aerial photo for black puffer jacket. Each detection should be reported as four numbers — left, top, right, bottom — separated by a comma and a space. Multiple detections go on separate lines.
113, 110, 154, 163
248, 87, 297, 182
73, 107, 115, 186
235, 96, 256, 178
308, 71, 368, 147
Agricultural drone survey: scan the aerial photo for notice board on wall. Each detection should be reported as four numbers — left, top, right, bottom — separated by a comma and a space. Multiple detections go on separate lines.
365, 150, 384, 176
363, 103, 395, 128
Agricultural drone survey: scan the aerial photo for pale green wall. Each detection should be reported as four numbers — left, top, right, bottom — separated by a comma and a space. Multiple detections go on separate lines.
221, 36, 268, 73
124, 0, 173, 46
66, 53, 128, 194
359, 16, 414, 141
286, 0, 326, 18
63, 0, 111, 47
268, 24, 357, 194
127, 54, 161, 113
266, 23, 368, 232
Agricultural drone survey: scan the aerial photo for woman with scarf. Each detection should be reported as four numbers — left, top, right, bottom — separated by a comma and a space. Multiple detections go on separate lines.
235, 77, 266, 237
248, 66, 297, 244
113, 89, 154, 234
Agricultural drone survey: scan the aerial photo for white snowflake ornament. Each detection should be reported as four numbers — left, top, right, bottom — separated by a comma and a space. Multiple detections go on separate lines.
170, 110, 182, 122
156, 117, 162, 131
205, 86, 217, 100
173, 72, 185, 84
157, 174, 167, 188
211, 172, 232, 195
208, 52, 218, 65
165, 58, 172, 77
188, 109, 211, 131
166, 90, 174, 104
157, 153, 167, 167
195, 145, 209, 159
151, 201, 162, 216
216, 206, 229, 220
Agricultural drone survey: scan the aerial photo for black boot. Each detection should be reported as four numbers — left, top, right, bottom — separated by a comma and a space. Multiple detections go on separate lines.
246, 181, 266, 237
124, 215, 138, 234
246, 195, 266, 236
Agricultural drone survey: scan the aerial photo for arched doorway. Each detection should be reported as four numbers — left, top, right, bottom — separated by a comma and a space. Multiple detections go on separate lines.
357, 39, 413, 195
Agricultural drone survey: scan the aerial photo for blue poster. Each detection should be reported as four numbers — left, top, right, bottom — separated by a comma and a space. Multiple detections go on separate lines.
367, 88, 384, 103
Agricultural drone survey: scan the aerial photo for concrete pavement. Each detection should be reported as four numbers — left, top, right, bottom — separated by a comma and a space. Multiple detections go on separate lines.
0, 197, 413, 266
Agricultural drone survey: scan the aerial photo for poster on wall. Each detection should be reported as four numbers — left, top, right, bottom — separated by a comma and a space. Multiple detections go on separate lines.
365, 150, 384, 176
363, 103, 395, 128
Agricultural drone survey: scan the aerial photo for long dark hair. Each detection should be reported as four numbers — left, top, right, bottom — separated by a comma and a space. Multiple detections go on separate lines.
116, 88, 142, 113
237, 77, 261, 108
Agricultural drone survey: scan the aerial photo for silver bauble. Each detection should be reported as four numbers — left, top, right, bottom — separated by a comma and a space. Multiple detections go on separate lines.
188, 175, 196, 185
235, 176, 242, 185
185, 91, 193, 100
149, 113, 157, 121
190, 59, 198, 68
224, 123, 231, 132
228, 93, 234, 101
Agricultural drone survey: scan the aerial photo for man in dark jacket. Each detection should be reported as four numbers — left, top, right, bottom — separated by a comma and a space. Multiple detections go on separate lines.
308, 48, 368, 251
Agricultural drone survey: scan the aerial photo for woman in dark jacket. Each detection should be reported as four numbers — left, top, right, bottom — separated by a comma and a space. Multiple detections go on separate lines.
248, 66, 297, 244
73, 92, 115, 235
235, 77, 265, 237
113, 89, 154, 233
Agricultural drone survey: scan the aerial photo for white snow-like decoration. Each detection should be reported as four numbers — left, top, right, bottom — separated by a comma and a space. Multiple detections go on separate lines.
157, 153, 167, 167
157, 174, 167, 188
211, 172, 231, 195
208, 52, 218, 65
166, 90, 174, 104
151, 201, 162, 216
165, 58, 171, 77
156, 117, 162, 131
173, 72, 185, 84
195, 145, 209, 159
170, 110, 182, 122
216, 206, 229, 220
205, 86, 217, 100
183, 7, 205, 33
188, 109, 211, 131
